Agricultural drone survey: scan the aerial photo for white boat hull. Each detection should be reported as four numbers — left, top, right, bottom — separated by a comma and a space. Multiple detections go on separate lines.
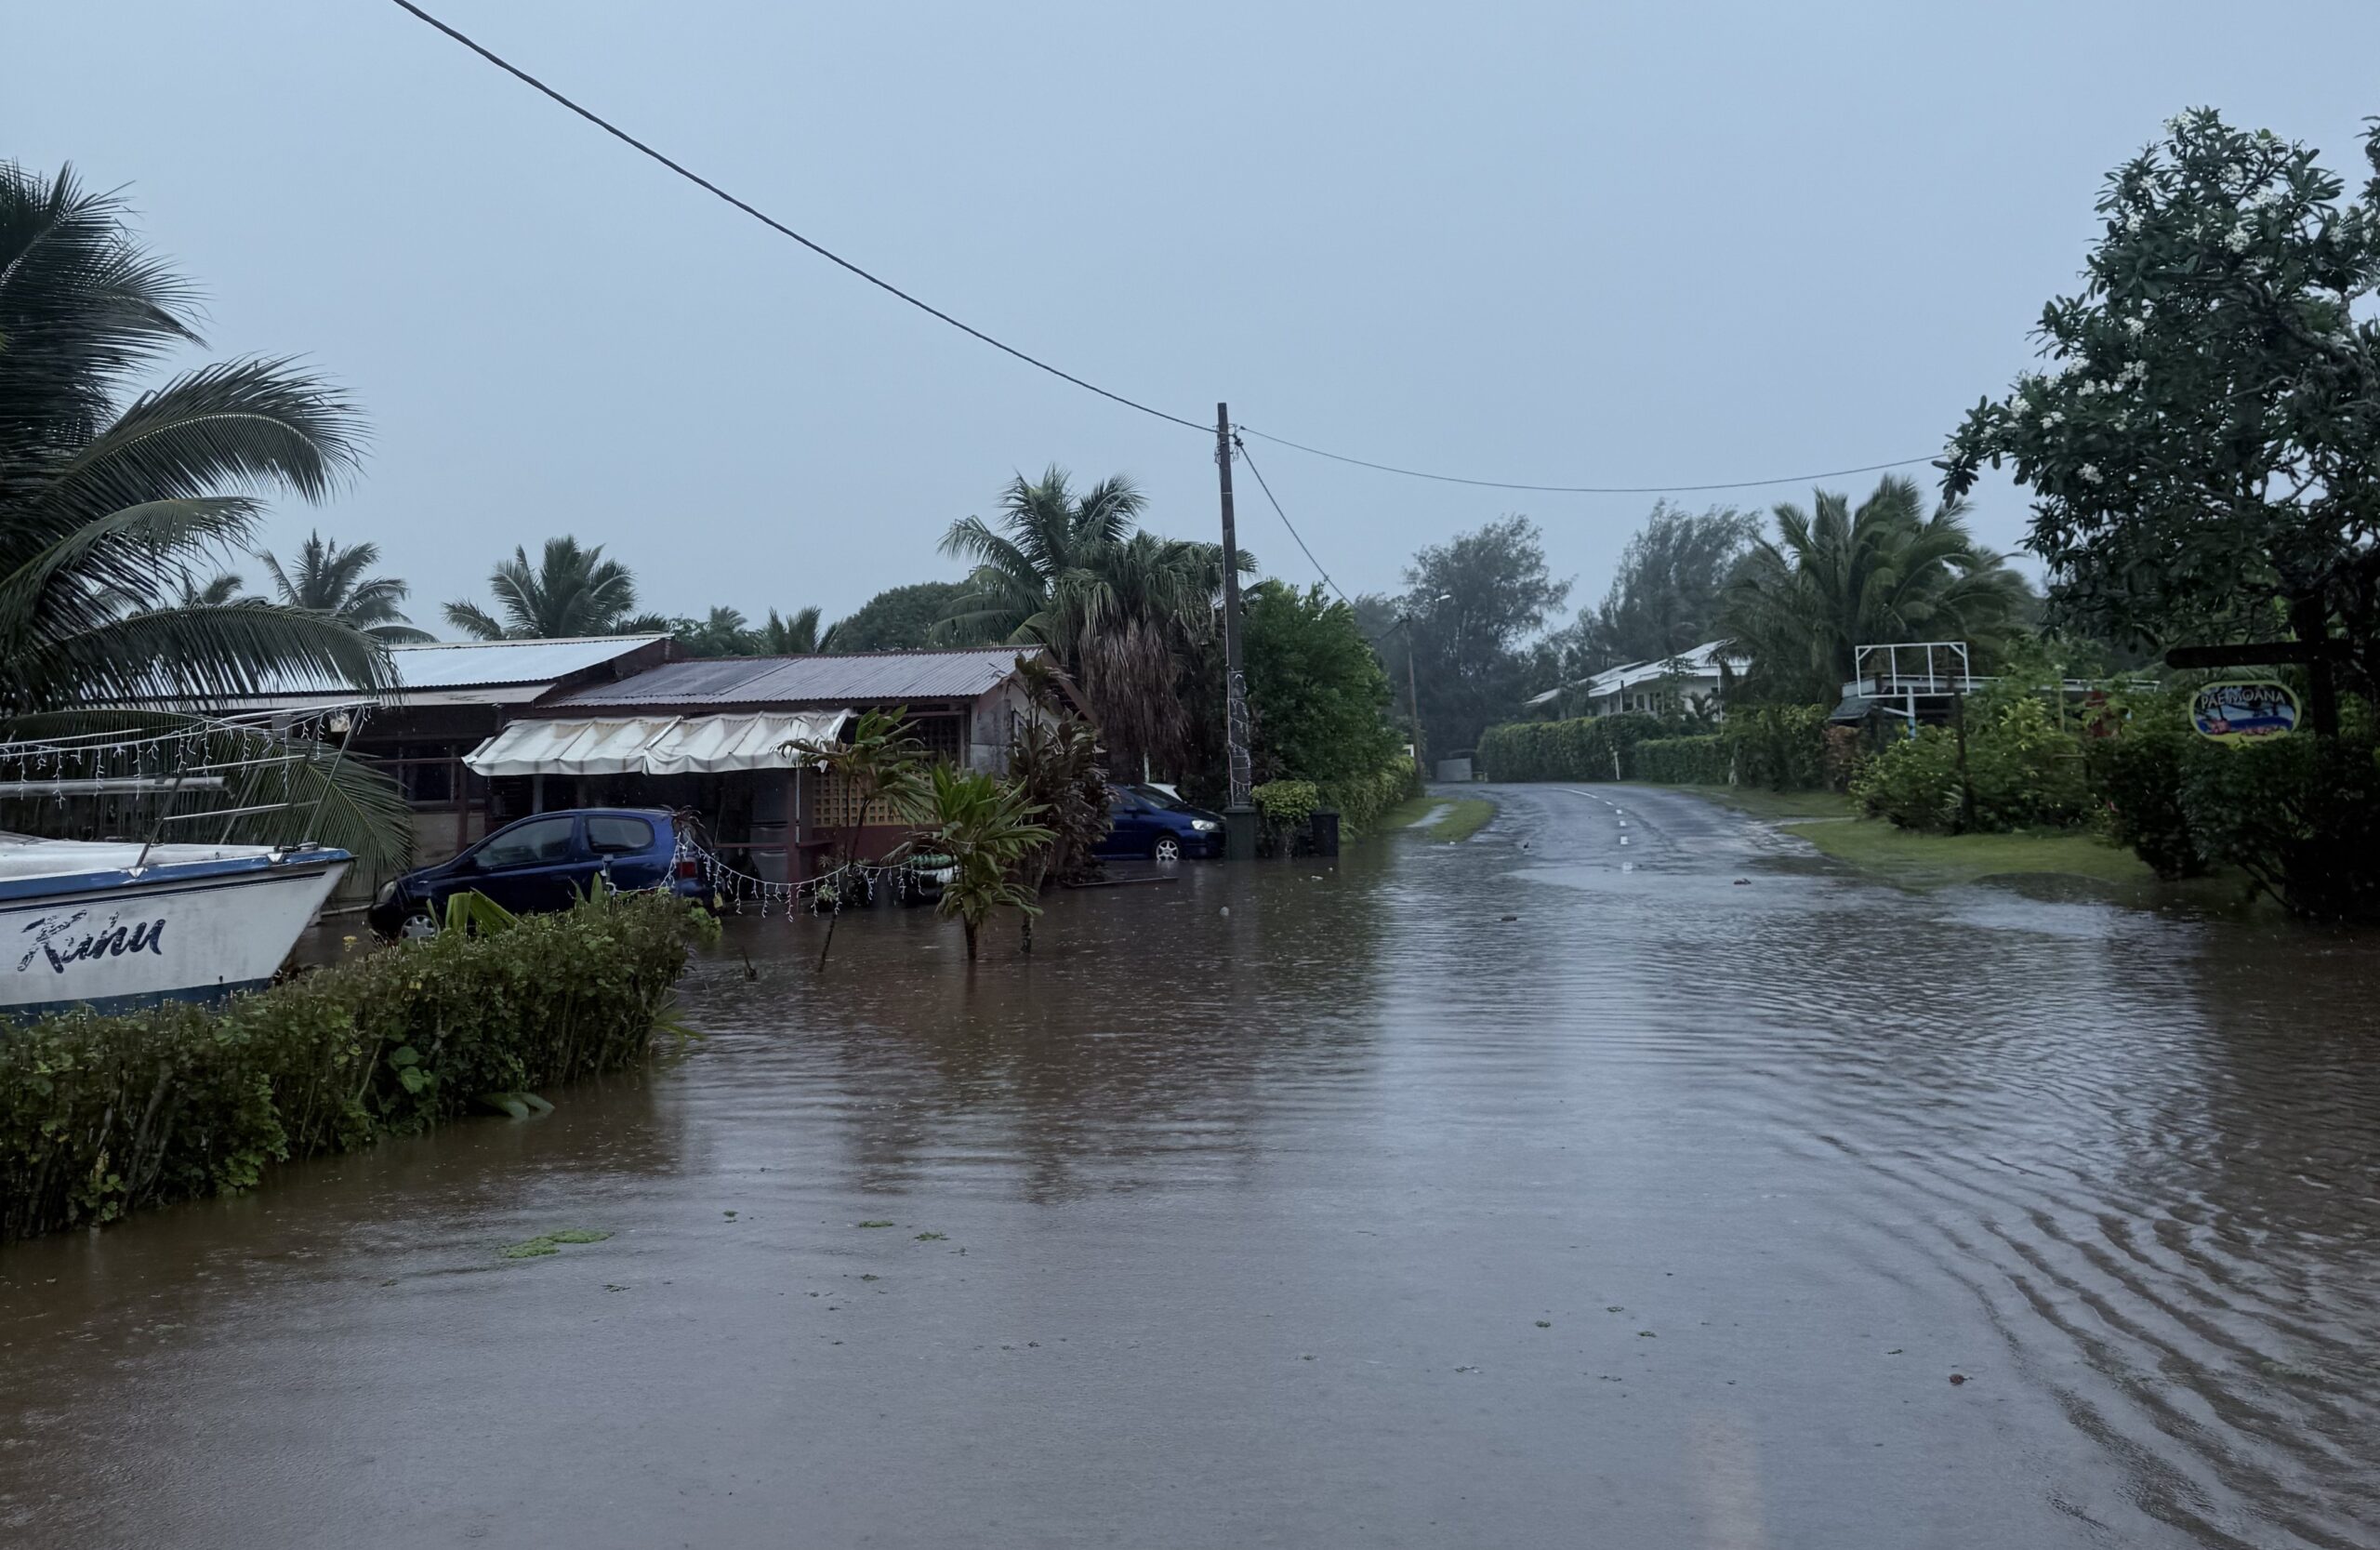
3, 851, 350, 1018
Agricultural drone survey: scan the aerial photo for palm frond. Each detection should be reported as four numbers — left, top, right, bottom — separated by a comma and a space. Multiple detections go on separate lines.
0, 496, 261, 636
16, 602, 390, 709
32, 357, 364, 526
443, 600, 509, 640
0, 164, 204, 462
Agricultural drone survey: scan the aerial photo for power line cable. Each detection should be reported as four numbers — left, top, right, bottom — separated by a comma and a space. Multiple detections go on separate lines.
1232, 425, 1937, 495
382, 0, 1210, 434
386, 0, 1948, 497
1234, 433, 1424, 652
1230, 432, 1353, 607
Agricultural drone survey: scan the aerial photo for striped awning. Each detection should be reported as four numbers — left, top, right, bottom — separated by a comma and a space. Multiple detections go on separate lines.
462, 710, 852, 777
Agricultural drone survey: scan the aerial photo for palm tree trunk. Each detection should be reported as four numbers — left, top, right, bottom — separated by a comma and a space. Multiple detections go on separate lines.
814, 813, 868, 974
962, 919, 979, 961
1018, 857, 1046, 953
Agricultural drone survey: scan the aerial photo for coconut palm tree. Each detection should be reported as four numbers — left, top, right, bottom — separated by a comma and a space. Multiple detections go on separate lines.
937, 467, 1149, 643
1718, 475, 2034, 705
675, 605, 755, 657
0, 164, 389, 717
938, 467, 1249, 774
444, 537, 642, 640
756, 605, 835, 655
169, 571, 246, 608
258, 531, 431, 643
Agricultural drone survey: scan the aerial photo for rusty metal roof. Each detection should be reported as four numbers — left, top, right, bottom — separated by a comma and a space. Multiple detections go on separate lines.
547, 647, 1044, 709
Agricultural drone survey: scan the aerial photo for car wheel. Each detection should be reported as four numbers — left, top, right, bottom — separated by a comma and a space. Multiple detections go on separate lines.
399, 909, 440, 940
1152, 835, 1183, 863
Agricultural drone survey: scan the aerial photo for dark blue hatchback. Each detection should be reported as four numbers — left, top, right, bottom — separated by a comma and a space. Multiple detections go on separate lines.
1093, 784, 1225, 862
369, 807, 705, 938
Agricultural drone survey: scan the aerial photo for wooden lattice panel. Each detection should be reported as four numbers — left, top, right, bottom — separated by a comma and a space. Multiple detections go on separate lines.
809, 718, 963, 828
909, 715, 963, 761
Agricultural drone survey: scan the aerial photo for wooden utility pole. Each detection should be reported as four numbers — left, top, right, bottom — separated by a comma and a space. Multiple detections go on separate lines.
1216, 403, 1256, 859
1403, 619, 1422, 770
1950, 686, 1975, 833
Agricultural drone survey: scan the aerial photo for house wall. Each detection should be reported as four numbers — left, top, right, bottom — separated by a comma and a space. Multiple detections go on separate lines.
1592, 673, 1726, 719
968, 680, 1039, 772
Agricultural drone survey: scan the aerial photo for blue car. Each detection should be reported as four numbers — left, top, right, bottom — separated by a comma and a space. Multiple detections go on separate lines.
1095, 784, 1225, 862
370, 807, 707, 938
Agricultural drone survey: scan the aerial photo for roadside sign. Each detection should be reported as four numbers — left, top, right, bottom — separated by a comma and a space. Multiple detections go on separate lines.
2188, 681, 2300, 744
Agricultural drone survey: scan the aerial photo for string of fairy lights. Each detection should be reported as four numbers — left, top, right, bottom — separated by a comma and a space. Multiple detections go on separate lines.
0, 708, 372, 813
677, 840, 946, 918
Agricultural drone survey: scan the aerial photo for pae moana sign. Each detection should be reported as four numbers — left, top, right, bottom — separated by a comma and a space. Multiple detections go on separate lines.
2189, 681, 2300, 744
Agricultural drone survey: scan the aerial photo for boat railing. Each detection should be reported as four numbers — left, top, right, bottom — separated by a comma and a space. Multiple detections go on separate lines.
0, 704, 376, 863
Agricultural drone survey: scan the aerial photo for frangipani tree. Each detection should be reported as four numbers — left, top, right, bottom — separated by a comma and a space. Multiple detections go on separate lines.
1944, 110, 2380, 729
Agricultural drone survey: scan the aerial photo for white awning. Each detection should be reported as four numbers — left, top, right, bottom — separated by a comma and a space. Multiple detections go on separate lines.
644, 711, 853, 775
462, 710, 852, 778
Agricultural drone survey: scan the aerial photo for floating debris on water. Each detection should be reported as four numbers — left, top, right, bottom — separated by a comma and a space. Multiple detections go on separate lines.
499, 1228, 613, 1260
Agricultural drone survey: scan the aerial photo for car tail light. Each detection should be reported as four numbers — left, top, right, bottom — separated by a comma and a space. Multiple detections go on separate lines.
675, 855, 700, 880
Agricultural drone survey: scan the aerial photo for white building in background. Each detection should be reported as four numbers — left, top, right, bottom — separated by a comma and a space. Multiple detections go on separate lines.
1523, 640, 1747, 720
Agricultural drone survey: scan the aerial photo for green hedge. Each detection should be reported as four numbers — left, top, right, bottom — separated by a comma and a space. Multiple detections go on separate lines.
1633, 735, 1730, 784
1477, 713, 1668, 782
2082, 697, 2205, 879
0, 891, 713, 1243
2175, 725, 2380, 919
1323, 753, 1421, 837
1723, 705, 1830, 791
1480, 706, 1836, 789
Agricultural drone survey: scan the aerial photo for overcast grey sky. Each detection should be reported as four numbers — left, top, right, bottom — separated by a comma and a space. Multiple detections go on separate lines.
13, 2, 2380, 634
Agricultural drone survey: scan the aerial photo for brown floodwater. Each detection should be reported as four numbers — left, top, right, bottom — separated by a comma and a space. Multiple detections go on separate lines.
2, 785, 2375, 1549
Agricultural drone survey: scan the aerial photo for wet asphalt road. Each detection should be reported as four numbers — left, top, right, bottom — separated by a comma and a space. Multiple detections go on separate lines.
2, 785, 2376, 1548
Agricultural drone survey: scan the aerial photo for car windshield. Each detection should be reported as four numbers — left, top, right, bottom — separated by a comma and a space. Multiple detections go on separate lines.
1130, 786, 1196, 812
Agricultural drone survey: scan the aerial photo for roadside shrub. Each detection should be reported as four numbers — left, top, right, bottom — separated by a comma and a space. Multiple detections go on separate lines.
1849, 727, 1963, 829
2083, 702, 2205, 879
1252, 779, 1322, 830
0, 891, 714, 1243
1851, 695, 2089, 833
1723, 705, 1829, 791
1633, 735, 1729, 785
1252, 778, 1321, 855
1820, 725, 1867, 793
1319, 753, 1419, 838
1477, 713, 1667, 782
2179, 726, 2380, 919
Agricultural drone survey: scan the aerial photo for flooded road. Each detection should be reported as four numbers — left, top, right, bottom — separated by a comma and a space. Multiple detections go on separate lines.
3, 784, 2376, 1548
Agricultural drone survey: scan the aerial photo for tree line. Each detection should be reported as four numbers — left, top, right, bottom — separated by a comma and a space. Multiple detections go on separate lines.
11, 99, 2378, 910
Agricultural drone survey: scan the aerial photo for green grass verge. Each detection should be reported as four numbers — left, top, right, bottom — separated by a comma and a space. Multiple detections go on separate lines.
1788, 817, 2158, 890
1377, 794, 1501, 841
1423, 797, 1498, 842
1645, 782, 2161, 890
1649, 784, 1855, 822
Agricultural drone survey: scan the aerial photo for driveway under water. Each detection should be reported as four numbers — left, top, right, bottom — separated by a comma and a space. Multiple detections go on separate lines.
1, 785, 2374, 1548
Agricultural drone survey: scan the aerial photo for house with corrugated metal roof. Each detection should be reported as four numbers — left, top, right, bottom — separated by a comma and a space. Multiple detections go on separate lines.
117, 633, 672, 884
461, 646, 1064, 884
1522, 641, 1745, 721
